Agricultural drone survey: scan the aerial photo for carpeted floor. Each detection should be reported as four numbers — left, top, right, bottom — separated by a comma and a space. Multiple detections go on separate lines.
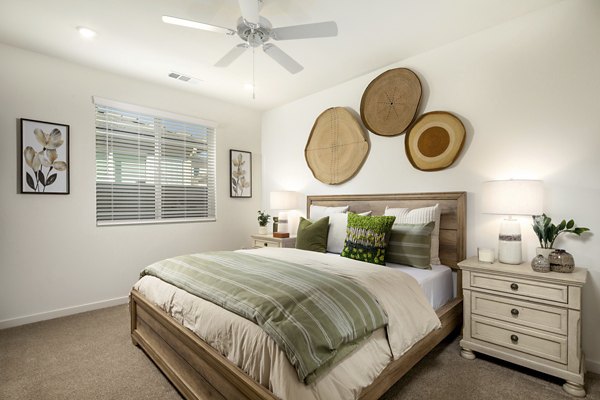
0, 305, 598, 400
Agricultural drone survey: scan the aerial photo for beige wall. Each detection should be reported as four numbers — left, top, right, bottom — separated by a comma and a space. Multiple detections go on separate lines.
261, 0, 600, 371
0, 43, 262, 326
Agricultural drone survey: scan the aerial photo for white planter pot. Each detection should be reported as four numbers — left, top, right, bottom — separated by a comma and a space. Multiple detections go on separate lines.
258, 226, 268, 235
536, 247, 554, 259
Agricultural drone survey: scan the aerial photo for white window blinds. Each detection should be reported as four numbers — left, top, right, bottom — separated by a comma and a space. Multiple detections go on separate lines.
94, 98, 217, 225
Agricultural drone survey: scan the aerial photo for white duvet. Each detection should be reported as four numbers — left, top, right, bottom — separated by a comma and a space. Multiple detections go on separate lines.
133, 247, 441, 400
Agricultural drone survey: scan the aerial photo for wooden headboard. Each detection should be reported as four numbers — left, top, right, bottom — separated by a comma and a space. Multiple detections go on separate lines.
306, 192, 467, 269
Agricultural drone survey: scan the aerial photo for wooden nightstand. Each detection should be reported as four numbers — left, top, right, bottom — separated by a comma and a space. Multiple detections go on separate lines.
251, 234, 296, 249
458, 257, 587, 397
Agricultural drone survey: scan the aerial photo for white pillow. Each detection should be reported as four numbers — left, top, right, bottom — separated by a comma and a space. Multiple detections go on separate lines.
309, 205, 349, 220
384, 204, 441, 264
326, 211, 372, 254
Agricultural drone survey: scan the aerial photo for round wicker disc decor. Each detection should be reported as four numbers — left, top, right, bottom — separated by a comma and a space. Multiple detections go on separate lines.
360, 68, 422, 136
405, 111, 466, 171
305, 107, 369, 185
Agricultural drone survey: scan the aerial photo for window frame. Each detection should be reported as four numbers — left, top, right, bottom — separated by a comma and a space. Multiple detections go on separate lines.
94, 97, 217, 226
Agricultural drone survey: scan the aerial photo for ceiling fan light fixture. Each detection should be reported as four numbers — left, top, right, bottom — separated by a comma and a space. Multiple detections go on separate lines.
163, 1, 337, 75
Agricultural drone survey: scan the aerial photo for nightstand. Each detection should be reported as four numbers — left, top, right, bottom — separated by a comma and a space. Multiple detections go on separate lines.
458, 257, 587, 397
251, 234, 296, 249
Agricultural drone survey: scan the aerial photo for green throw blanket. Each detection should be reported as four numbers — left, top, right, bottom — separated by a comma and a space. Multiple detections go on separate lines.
141, 251, 388, 383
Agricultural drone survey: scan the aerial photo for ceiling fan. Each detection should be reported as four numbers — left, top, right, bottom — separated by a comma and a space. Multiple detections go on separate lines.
162, 0, 338, 74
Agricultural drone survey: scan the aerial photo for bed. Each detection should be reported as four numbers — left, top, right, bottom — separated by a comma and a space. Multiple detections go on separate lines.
130, 191, 466, 400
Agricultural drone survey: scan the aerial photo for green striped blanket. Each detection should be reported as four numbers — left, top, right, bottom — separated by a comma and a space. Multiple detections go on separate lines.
141, 251, 388, 383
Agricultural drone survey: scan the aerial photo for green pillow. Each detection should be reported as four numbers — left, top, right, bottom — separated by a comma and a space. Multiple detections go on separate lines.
386, 222, 435, 269
296, 216, 330, 253
341, 213, 396, 265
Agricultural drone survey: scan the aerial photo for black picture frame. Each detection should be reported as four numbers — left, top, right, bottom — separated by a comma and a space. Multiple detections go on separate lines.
20, 118, 70, 194
230, 149, 252, 198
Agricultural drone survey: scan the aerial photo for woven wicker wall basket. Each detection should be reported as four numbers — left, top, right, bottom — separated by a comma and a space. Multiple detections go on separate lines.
305, 107, 369, 185
405, 111, 466, 171
360, 68, 422, 136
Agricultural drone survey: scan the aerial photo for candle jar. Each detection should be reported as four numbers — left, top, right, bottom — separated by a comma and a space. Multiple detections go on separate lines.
478, 248, 495, 263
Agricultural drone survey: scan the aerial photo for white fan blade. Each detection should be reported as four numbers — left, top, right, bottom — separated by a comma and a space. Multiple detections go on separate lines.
271, 21, 338, 40
162, 16, 235, 35
263, 44, 303, 74
215, 44, 249, 67
238, 0, 260, 25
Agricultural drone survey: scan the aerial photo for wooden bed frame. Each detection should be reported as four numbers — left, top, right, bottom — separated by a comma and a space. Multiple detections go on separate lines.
130, 191, 466, 400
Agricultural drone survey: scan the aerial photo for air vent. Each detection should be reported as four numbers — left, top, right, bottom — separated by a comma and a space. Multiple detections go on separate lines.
168, 71, 201, 84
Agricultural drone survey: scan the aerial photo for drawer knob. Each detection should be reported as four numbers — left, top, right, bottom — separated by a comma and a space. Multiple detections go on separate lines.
264, 242, 268, 247
510, 334, 519, 343
511, 308, 520, 316
510, 283, 519, 291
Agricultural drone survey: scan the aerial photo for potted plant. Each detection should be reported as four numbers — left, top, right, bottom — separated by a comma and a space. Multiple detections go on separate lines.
532, 214, 590, 258
257, 210, 271, 235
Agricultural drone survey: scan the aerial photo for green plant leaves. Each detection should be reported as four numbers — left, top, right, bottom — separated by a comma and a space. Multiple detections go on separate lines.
257, 210, 271, 226
532, 213, 591, 248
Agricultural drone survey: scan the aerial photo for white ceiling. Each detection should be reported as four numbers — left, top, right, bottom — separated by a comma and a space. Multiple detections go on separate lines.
0, 0, 561, 110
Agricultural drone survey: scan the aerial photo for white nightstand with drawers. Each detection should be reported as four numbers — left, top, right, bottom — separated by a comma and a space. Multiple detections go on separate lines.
250, 234, 296, 249
458, 257, 587, 397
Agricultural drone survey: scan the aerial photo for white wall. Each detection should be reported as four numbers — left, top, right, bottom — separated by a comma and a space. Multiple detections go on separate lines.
261, 0, 600, 371
0, 43, 262, 326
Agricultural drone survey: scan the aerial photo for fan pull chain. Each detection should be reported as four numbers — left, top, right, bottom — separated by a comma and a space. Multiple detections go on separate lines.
252, 46, 256, 100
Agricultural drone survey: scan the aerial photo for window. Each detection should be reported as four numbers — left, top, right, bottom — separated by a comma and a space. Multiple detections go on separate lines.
94, 97, 216, 225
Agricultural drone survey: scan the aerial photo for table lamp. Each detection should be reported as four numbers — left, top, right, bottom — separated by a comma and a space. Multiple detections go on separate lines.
481, 180, 543, 264
270, 191, 299, 238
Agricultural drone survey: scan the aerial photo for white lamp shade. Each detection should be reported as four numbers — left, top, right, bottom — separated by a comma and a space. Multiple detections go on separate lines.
481, 180, 543, 216
270, 191, 298, 210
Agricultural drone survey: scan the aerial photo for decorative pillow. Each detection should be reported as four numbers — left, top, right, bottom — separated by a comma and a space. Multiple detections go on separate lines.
296, 216, 330, 253
327, 211, 372, 254
309, 205, 349, 220
384, 204, 441, 264
341, 213, 396, 265
386, 222, 435, 269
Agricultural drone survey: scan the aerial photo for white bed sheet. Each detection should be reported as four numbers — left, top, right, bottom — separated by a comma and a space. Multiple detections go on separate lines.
386, 263, 453, 310
321, 253, 454, 310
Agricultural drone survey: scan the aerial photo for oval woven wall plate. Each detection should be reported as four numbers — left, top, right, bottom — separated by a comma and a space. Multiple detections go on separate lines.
360, 68, 422, 136
405, 111, 466, 171
305, 107, 369, 185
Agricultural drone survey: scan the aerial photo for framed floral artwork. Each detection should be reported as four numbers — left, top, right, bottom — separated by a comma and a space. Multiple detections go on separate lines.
20, 118, 70, 194
230, 149, 251, 198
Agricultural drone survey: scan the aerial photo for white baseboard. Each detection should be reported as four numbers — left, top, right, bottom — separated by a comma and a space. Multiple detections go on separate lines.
587, 358, 600, 374
0, 296, 129, 330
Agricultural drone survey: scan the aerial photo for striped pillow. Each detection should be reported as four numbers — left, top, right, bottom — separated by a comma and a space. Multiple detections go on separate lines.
384, 204, 441, 264
386, 222, 435, 269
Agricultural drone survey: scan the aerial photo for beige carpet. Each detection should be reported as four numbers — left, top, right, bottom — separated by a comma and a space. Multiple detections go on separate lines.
0, 305, 598, 400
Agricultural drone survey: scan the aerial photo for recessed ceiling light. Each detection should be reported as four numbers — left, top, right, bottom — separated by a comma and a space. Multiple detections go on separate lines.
77, 26, 97, 39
